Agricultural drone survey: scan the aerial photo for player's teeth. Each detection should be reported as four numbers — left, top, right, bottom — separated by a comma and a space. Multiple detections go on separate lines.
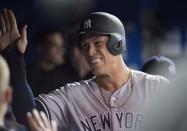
91, 58, 101, 64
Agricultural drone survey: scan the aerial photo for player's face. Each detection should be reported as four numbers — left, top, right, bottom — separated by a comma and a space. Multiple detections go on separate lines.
45, 33, 65, 65
81, 33, 118, 76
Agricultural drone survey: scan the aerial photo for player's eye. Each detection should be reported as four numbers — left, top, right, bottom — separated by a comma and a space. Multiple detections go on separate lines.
81, 42, 89, 51
94, 41, 103, 47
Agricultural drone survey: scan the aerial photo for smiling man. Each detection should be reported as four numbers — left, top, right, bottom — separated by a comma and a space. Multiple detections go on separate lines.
1, 11, 168, 131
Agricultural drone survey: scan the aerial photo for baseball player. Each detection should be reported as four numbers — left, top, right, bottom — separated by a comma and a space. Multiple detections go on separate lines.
142, 55, 176, 80
1, 10, 168, 131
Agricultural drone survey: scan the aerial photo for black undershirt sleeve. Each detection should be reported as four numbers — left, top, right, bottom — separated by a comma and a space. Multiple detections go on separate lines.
1, 45, 47, 125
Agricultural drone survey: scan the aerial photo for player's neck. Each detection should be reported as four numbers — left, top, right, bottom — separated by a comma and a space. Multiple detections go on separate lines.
96, 64, 131, 92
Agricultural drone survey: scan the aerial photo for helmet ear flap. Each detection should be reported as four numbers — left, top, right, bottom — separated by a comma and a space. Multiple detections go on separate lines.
107, 33, 126, 55
115, 40, 122, 49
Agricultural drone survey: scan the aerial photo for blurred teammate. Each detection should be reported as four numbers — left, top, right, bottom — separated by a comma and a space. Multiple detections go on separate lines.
142, 55, 176, 80
27, 28, 78, 96
0, 55, 24, 130
141, 59, 187, 131
0, 55, 56, 131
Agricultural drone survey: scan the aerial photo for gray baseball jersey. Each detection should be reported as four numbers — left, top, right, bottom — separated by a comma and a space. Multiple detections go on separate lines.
36, 70, 168, 131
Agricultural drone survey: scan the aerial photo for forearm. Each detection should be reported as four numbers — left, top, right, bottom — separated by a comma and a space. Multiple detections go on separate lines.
1, 45, 36, 124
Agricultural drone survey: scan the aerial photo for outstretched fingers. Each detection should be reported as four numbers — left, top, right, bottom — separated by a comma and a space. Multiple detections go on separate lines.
8, 9, 18, 30
0, 12, 6, 33
27, 109, 57, 131
3, 9, 11, 32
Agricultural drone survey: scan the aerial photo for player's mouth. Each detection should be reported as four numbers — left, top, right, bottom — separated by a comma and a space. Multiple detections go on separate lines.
89, 57, 103, 67
91, 58, 102, 63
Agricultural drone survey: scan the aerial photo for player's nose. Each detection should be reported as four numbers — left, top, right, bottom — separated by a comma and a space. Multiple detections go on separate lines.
88, 44, 96, 57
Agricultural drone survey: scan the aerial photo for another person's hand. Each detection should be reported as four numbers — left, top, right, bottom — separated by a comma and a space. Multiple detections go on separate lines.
0, 8, 27, 53
27, 109, 57, 131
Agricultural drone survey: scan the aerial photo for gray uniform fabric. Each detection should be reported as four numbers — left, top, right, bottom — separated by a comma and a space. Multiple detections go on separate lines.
37, 70, 168, 131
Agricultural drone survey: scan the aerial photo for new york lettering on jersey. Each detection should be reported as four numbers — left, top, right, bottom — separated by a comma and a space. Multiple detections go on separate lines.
80, 112, 144, 131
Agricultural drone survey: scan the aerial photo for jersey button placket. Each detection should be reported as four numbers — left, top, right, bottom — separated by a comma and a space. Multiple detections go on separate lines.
110, 96, 116, 107
110, 95, 118, 131
110, 96, 120, 107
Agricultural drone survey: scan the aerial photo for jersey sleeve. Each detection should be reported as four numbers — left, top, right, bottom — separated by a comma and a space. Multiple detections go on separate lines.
35, 86, 71, 130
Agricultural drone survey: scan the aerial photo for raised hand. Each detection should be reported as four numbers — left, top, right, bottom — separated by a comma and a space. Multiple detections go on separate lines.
27, 109, 57, 131
0, 9, 20, 51
0, 8, 27, 53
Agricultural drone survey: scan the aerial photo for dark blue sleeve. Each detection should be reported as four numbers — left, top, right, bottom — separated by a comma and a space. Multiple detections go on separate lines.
1, 45, 46, 125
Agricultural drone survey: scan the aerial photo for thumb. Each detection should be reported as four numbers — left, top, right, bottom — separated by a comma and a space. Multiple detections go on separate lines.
20, 25, 27, 42
17, 25, 28, 54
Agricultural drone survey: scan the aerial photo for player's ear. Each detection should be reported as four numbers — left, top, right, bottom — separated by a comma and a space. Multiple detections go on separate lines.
4, 87, 12, 104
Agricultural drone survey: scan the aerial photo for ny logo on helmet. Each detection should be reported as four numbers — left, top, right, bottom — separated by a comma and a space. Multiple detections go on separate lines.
84, 19, 91, 30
